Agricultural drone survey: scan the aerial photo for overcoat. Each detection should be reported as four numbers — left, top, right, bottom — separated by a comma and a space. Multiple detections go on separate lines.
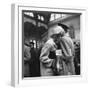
40, 38, 57, 76
59, 34, 75, 75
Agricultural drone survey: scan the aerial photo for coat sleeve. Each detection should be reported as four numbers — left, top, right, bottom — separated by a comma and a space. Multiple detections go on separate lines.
40, 43, 54, 68
60, 37, 75, 61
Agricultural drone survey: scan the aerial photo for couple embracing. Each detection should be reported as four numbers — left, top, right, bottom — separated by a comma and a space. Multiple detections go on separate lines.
40, 23, 75, 76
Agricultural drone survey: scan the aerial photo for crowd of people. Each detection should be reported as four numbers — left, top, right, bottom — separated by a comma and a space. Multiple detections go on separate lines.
24, 23, 80, 77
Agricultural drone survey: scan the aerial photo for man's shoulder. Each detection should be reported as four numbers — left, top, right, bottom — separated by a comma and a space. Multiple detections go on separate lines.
62, 35, 72, 42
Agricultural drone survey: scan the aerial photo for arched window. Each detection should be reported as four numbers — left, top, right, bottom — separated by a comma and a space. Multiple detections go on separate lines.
55, 14, 60, 19
69, 25, 75, 39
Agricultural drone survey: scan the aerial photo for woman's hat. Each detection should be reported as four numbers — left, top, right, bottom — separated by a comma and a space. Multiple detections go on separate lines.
49, 25, 65, 37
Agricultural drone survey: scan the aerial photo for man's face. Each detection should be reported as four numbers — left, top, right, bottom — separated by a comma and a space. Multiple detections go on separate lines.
30, 44, 34, 48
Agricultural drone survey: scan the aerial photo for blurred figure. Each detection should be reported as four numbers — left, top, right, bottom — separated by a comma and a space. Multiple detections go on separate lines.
74, 40, 80, 75
58, 23, 75, 75
24, 38, 31, 77
37, 41, 45, 76
29, 42, 39, 77
40, 25, 64, 76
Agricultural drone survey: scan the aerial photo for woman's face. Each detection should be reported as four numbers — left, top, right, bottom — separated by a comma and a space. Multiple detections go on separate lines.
54, 35, 60, 44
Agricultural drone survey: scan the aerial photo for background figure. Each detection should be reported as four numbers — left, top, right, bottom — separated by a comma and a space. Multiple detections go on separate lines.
58, 23, 75, 75
29, 42, 40, 77
37, 41, 45, 76
74, 41, 80, 75
24, 39, 31, 77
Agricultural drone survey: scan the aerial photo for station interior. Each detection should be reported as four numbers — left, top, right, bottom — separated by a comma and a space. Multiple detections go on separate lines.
23, 11, 80, 77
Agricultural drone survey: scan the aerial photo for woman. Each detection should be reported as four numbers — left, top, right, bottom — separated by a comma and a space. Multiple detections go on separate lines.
40, 25, 65, 76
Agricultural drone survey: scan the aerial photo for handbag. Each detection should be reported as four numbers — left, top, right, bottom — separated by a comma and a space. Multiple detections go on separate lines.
52, 56, 63, 75
49, 50, 63, 75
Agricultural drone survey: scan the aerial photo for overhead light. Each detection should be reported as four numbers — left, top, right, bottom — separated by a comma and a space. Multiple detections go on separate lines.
50, 14, 55, 21
38, 15, 41, 19
24, 12, 34, 17
41, 16, 44, 21
29, 12, 34, 17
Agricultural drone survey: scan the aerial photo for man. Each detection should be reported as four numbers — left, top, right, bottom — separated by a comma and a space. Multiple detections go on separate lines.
40, 25, 65, 76
29, 42, 37, 77
24, 39, 31, 77
58, 23, 75, 75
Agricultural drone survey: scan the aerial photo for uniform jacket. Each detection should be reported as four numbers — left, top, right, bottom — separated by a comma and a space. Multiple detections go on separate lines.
59, 34, 75, 75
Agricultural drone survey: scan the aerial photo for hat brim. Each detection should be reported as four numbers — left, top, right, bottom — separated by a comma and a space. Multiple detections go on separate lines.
58, 23, 69, 32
